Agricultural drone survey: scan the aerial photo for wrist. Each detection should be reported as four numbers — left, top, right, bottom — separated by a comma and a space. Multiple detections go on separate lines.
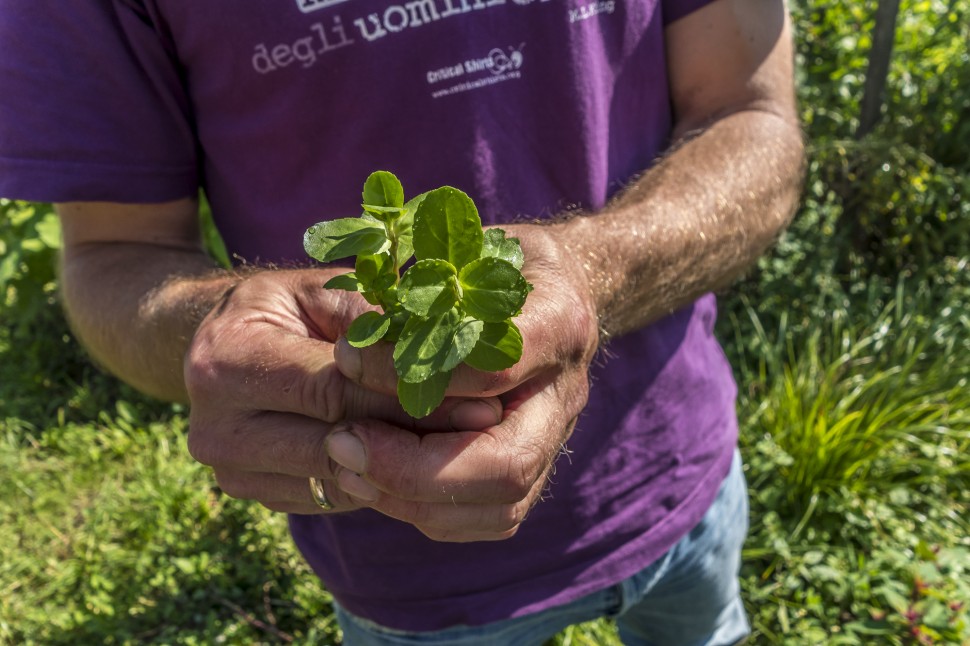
555, 216, 616, 340
511, 221, 601, 357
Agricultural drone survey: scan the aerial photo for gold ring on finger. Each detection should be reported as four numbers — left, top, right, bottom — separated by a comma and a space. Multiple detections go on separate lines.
308, 476, 334, 511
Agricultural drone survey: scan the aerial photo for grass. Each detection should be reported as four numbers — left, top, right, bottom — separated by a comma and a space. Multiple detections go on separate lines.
729, 278, 970, 645
0, 412, 341, 645
3, 276, 968, 645
3, 195, 970, 643
734, 279, 970, 511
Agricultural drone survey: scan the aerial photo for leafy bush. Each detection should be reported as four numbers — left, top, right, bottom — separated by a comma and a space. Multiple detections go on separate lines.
720, 6, 970, 640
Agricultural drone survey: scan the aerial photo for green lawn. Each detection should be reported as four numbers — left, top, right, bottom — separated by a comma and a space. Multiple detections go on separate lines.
2, 275, 967, 644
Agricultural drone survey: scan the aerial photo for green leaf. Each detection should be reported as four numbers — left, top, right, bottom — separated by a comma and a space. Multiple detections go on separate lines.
362, 204, 404, 221
458, 257, 530, 322
304, 218, 389, 263
413, 187, 483, 270
442, 318, 484, 372
481, 228, 524, 269
398, 369, 452, 418
399, 259, 459, 317
392, 193, 425, 268
382, 306, 410, 343
362, 171, 405, 209
393, 308, 462, 383
373, 285, 399, 311
464, 321, 523, 371
346, 311, 391, 348
355, 252, 396, 292
405, 191, 429, 212
323, 272, 363, 292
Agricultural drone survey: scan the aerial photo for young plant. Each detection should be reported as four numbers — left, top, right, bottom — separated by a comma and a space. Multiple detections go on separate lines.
304, 171, 532, 418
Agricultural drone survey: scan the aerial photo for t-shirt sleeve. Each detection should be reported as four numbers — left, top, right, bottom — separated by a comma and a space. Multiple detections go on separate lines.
662, 0, 720, 25
0, 1, 198, 203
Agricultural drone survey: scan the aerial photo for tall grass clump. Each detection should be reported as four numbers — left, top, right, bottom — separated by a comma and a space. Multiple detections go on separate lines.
731, 276, 970, 644
737, 279, 969, 515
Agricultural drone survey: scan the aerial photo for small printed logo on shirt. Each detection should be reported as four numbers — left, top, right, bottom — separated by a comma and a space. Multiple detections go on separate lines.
295, 0, 352, 13
426, 44, 525, 98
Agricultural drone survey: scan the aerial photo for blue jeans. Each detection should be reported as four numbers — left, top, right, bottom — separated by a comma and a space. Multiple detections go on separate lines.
335, 450, 749, 646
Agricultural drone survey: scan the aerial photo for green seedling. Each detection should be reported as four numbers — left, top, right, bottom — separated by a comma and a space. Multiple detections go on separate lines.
304, 171, 532, 418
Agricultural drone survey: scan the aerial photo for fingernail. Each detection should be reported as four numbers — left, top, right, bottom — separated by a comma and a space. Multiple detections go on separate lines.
450, 399, 501, 431
334, 338, 362, 382
337, 471, 379, 502
327, 431, 367, 473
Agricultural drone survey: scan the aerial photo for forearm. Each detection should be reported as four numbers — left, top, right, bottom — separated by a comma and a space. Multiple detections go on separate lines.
60, 242, 237, 403
562, 108, 804, 338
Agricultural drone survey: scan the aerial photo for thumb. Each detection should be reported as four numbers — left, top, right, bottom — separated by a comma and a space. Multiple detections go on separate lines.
334, 337, 398, 396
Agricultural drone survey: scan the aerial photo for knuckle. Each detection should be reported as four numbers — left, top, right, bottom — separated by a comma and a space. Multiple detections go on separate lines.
183, 337, 219, 399
264, 432, 299, 475
385, 459, 424, 500
493, 502, 528, 532
307, 431, 335, 478
302, 366, 346, 424
186, 422, 222, 467
560, 296, 599, 365
495, 450, 540, 503
478, 367, 516, 396
184, 325, 256, 402
345, 380, 390, 422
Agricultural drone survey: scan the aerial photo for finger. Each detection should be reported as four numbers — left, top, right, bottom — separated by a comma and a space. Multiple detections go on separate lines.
188, 319, 501, 429
184, 271, 364, 423
365, 461, 549, 542
332, 367, 587, 505
188, 410, 397, 478
188, 390, 503, 481
186, 310, 340, 418
213, 469, 367, 515
333, 335, 538, 399
332, 293, 596, 400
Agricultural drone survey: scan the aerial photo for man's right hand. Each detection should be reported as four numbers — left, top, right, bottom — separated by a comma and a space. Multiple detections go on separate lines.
183, 268, 503, 515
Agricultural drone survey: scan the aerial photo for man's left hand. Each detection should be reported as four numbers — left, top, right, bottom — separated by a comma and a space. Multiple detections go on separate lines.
329, 223, 599, 542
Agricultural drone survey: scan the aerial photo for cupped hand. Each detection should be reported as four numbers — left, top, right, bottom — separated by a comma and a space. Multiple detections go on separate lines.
183, 269, 502, 515
330, 224, 601, 541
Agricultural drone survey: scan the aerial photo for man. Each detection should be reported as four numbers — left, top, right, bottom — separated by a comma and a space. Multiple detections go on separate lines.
0, 0, 803, 643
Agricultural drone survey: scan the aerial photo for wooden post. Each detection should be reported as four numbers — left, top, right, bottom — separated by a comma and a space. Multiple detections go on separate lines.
856, 0, 902, 138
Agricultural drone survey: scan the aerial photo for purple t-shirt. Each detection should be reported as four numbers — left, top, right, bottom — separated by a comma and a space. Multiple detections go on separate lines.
0, 0, 737, 631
